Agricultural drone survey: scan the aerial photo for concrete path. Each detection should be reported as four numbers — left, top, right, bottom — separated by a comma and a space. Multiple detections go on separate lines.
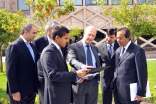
97, 101, 152, 104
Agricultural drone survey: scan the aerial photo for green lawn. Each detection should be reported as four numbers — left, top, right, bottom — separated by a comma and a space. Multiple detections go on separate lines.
0, 61, 156, 103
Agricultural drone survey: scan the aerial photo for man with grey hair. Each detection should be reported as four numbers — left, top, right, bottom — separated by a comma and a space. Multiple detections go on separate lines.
67, 26, 101, 104
32, 20, 59, 104
6, 23, 38, 104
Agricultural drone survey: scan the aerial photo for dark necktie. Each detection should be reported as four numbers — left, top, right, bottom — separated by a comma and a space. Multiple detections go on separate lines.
86, 45, 93, 66
108, 44, 112, 58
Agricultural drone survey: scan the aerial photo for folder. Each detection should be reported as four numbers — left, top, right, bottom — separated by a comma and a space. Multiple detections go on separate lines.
130, 81, 151, 101
88, 66, 110, 73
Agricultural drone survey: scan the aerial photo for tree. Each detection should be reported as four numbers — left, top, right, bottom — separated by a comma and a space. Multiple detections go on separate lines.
97, 0, 156, 40
25, 0, 75, 36
69, 26, 83, 38
0, 9, 27, 72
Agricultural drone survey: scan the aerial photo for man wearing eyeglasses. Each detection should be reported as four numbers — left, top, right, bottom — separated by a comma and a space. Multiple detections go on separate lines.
32, 20, 59, 104
111, 27, 147, 104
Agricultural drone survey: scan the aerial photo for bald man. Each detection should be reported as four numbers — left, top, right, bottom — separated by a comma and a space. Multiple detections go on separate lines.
67, 26, 101, 104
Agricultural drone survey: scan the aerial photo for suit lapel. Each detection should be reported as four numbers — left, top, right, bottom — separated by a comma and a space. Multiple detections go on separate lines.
118, 42, 134, 65
78, 41, 86, 62
116, 47, 121, 65
43, 35, 49, 47
51, 43, 68, 71
18, 38, 35, 64
111, 41, 119, 58
103, 42, 110, 58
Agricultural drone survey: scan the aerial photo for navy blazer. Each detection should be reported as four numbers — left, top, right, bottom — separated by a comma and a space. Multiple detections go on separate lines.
6, 37, 38, 98
40, 43, 76, 104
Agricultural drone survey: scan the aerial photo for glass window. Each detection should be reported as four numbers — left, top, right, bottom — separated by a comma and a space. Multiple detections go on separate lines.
139, 0, 146, 4
86, 0, 108, 5
86, 0, 96, 5
111, 0, 132, 5
18, 0, 29, 10
59, 0, 82, 6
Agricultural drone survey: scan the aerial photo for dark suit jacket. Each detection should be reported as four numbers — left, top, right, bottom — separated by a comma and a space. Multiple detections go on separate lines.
32, 35, 49, 97
6, 37, 38, 99
97, 41, 119, 91
68, 40, 101, 93
113, 42, 147, 103
32, 35, 68, 97
40, 43, 77, 104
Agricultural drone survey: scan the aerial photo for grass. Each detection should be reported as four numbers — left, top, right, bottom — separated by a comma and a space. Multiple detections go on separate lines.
0, 61, 156, 103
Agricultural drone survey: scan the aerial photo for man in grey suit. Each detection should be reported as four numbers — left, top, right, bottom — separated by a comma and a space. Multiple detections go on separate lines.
97, 28, 119, 104
68, 26, 101, 104
40, 26, 89, 104
112, 27, 147, 104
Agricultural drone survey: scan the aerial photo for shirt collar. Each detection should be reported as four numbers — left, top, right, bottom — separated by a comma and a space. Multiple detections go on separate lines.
47, 34, 52, 43
20, 35, 29, 43
123, 40, 131, 50
51, 40, 61, 50
107, 42, 115, 48
82, 39, 90, 47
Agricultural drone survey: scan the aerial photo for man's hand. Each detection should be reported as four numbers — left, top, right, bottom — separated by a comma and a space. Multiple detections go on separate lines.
76, 69, 90, 77
12, 92, 21, 101
86, 66, 93, 69
135, 95, 143, 102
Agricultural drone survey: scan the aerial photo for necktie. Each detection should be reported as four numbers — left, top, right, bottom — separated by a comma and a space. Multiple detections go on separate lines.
26, 42, 35, 62
59, 48, 63, 58
108, 44, 112, 58
86, 45, 93, 66
119, 47, 125, 60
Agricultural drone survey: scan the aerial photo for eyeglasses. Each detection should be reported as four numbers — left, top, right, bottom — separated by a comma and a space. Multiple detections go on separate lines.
116, 37, 125, 40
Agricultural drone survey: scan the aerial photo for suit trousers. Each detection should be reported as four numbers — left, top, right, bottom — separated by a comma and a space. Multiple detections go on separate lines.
114, 90, 140, 104
73, 78, 98, 104
102, 83, 113, 104
9, 93, 36, 104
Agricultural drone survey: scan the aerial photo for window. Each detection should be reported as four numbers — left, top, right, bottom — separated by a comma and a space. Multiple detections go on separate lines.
111, 0, 132, 5
59, 0, 82, 6
86, 0, 94, 5
18, 0, 29, 10
138, 0, 154, 4
86, 0, 108, 5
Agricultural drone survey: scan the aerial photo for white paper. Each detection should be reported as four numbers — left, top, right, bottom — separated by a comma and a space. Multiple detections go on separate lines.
130, 81, 151, 101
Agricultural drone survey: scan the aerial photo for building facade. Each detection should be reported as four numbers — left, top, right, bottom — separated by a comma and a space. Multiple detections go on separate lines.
1, 0, 156, 50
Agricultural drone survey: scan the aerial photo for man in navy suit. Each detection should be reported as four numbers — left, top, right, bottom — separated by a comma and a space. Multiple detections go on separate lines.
32, 20, 59, 104
40, 26, 89, 104
6, 23, 38, 104
112, 27, 147, 104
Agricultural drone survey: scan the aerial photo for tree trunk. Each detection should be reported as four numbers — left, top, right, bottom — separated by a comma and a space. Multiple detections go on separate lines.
0, 45, 3, 72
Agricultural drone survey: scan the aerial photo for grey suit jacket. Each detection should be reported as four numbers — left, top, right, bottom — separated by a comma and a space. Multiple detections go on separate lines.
68, 40, 101, 93
113, 42, 147, 103
97, 41, 119, 90
40, 43, 76, 104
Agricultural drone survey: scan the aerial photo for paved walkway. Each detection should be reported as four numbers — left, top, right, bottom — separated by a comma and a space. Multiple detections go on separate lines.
97, 101, 152, 104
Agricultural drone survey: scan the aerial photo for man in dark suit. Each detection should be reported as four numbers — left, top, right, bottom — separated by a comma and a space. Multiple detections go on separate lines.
67, 26, 101, 104
112, 27, 147, 104
40, 26, 89, 104
97, 28, 119, 104
32, 20, 59, 104
6, 23, 38, 104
